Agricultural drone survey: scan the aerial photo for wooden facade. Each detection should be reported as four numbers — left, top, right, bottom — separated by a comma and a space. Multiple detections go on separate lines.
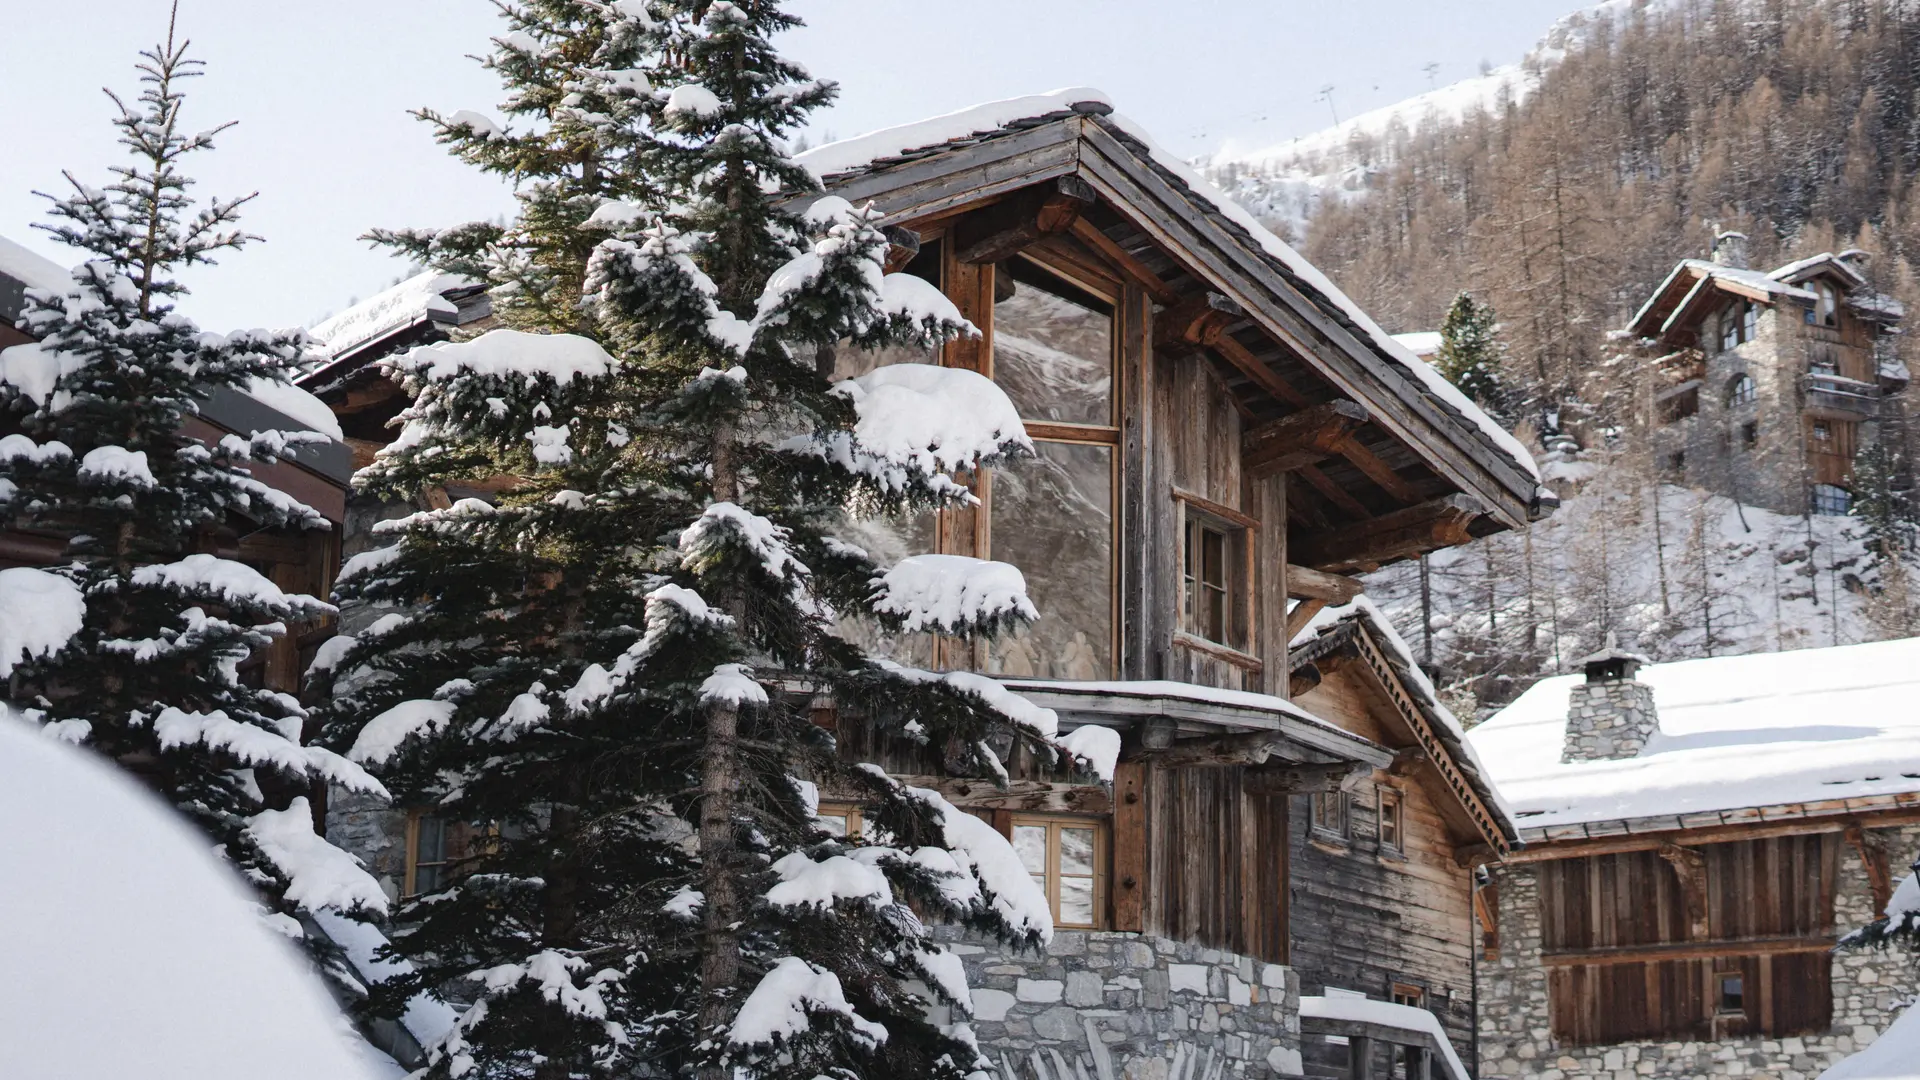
304, 96, 1547, 1074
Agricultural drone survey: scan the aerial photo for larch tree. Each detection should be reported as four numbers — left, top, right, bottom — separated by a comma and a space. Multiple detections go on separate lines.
0, 17, 389, 945
314, 3, 1095, 1079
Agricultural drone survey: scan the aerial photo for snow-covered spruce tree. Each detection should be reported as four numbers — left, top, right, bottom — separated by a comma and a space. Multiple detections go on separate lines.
314, 3, 1098, 1078
0, 21, 388, 939
1434, 291, 1514, 425
1838, 853, 1920, 955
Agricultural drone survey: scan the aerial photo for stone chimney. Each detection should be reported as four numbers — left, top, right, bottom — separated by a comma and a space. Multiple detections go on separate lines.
1712, 231, 1751, 270
1561, 633, 1659, 763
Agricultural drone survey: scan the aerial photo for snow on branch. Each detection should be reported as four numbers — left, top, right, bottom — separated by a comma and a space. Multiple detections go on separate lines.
901, 783, 1053, 944
729, 956, 888, 1052
247, 799, 389, 915
869, 553, 1036, 636
473, 950, 621, 1021
153, 706, 388, 797
874, 660, 1058, 742
765, 851, 893, 911
395, 328, 614, 389
347, 699, 457, 764
699, 663, 767, 707
586, 224, 753, 356
797, 364, 1031, 497
679, 501, 809, 583
0, 567, 83, 678
130, 554, 334, 620
1059, 724, 1121, 784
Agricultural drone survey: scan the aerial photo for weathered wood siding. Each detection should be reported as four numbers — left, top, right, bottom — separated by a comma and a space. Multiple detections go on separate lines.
1288, 668, 1480, 1057
1539, 834, 1839, 1045
1143, 763, 1289, 964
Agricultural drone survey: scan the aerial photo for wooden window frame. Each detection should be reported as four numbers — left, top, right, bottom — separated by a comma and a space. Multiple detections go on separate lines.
1010, 813, 1109, 930
404, 810, 471, 898
1714, 970, 1746, 1016
815, 802, 864, 838
1309, 789, 1350, 846
981, 254, 1123, 680
1812, 483, 1851, 516
1377, 785, 1405, 857
1727, 373, 1756, 408
1172, 488, 1259, 667
1389, 982, 1425, 1008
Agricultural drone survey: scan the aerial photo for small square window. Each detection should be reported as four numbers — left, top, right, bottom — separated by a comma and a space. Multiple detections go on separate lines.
1390, 982, 1425, 1008
816, 804, 863, 838
1716, 972, 1745, 1015
1378, 787, 1404, 854
1665, 450, 1686, 476
1812, 483, 1852, 516
1813, 420, 1832, 442
1741, 421, 1759, 448
406, 812, 474, 897
1177, 497, 1254, 654
1184, 518, 1231, 645
1311, 789, 1350, 843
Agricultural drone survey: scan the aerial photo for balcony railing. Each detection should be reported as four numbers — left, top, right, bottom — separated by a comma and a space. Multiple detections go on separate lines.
1299, 996, 1470, 1080
1804, 372, 1881, 417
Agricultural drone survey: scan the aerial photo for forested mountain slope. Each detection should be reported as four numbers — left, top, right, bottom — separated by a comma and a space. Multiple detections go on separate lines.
1217, 0, 1920, 713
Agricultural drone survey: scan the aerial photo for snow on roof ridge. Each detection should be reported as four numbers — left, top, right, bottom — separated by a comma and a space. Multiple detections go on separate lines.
1290, 595, 1521, 838
308, 269, 479, 358
795, 88, 1113, 179
1468, 635, 1920, 831
0, 234, 71, 296
799, 93, 1539, 485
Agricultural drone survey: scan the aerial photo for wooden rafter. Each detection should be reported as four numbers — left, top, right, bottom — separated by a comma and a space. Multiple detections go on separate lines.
1291, 494, 1485, 572
1284, 598, 1328, 641
1340, 440, 1421, 503
954, 175, 1097, 265
1297, 464, 1370, 519
1503, 807, 1920, 862
1286, 564, 1364, 604
1242, 760, 1368, 795
887, 774, 1111, 815
1140, 731, 1321, 769
1154, 292, 1240, 355
1067, 217, 1179, 304
882, 225, 921, 272
1244, 400, 1371, 477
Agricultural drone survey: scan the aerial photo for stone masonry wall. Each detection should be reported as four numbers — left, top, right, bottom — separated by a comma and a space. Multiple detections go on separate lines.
928, 926, 1304, 1079
1478, 825, 1920, 1080
1560, 680, 1660, 762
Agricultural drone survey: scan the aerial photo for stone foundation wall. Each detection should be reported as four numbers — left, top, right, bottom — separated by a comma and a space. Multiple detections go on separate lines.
1477, 825, 1920, 1080
929, 926, 1303, 1079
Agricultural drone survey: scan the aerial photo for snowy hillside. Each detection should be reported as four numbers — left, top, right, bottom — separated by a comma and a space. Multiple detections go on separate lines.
1201, 0, 1679, 238
1360, 461, 1886, 717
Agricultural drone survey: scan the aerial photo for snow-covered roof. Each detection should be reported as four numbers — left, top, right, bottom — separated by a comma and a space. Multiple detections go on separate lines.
0, 234, 68, 297
0, 712, 387, 1080
1290, 595, 1521, 843
308, 270, 485, 361
1467, 637, 1920, 839
1391, 331, 1442, 358
1769, 252, 1867, 289
1300, 995, 1470, 1080
796, 89, 1542, 488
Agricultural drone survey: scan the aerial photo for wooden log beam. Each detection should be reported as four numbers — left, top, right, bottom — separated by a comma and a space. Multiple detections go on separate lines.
1243, 760, 1368, 795
1111, 762, 1146, 931
1210, 330, 1313, 408
1154, 291, 1241, 356
1285, 598, 1328, 641
1291, 494, 1485, 572
1140, 731, 1307, 769
954, 175, 1096, 265
882, 225, 922, 272
1339, 440, 1422, 504
1503, 807, 1920, 862
1288, 662, 1324, 698
1298, 464, 1371, 520
1067, 217, 1179, 305
1845, 824, 1897, 916
886, 775, 1111, 815
1287, 563, 1365, 604
1657, 842, 1711, 940
1541, 933, 1837, 967
1244, 400, 1371, 477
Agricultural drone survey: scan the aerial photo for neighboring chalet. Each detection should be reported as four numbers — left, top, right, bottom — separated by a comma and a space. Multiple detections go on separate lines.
304, 90, 1552, 1078
1466, 639, 1920, 1080
1288, 598, 1522, 1078
0, 234, 353, 690
1626, 234, 1907, 517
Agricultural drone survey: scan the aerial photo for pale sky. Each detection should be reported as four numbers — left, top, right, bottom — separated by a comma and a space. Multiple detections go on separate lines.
1, 1, 1579, 334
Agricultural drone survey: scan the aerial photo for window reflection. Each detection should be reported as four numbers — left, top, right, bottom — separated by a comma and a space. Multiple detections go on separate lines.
988, 440, 1113, 680
994, 262, 1113, 427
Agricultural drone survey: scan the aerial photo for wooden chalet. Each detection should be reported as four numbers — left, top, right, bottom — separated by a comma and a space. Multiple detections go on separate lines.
307, 90, 1550, 1079
0, 234, 354, 705
1467, 639, 1920, 1080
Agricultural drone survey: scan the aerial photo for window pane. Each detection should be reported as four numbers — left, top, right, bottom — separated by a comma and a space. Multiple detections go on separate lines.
988, 441, 1113, 679
1059, 827, 1095, 876
817, 814, 850, 837
993, 271, 1113, 426
830, 340, 937, 381
1059, 876, 1095, 926
416, 817, 447, 863
1012, 825, 1049, 875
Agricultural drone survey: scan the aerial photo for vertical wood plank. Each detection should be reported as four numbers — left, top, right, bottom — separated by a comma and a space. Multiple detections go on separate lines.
1239, 781, 1260, 958
1112, 761, 1147, 932
1120, 282, 1151, 679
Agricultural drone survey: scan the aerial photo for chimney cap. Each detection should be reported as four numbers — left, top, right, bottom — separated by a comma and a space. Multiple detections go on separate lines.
1580, 631, 1650, 682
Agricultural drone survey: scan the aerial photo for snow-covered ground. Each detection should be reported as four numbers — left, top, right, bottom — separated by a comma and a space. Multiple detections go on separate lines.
0, 711, 392, 1080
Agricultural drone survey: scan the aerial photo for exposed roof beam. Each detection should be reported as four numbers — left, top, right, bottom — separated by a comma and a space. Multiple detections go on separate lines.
1244, 400, 1370, 477
1292, 494, 1485, 572
954, 175, 1096, 265
1286, 564, 1364, 604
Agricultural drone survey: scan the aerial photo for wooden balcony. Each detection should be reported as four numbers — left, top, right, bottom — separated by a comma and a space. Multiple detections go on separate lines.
1804, 372, 1882, 418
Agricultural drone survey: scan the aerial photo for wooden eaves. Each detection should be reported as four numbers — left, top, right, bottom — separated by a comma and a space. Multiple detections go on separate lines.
809, 101, 1552, 574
